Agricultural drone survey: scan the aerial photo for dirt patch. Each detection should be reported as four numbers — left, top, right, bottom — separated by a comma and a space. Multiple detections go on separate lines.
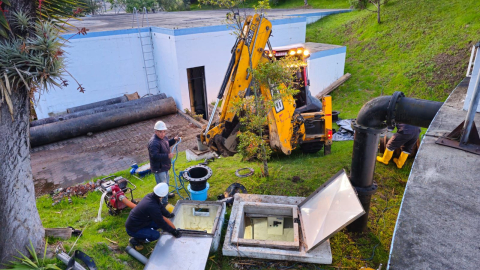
291, 176, 302, 183
414, 43, 472, 95
431, 44, 471, 87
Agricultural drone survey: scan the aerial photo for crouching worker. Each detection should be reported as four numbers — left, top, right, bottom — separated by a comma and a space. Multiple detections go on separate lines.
125, 183, 181, 251
376, 123, 421, 169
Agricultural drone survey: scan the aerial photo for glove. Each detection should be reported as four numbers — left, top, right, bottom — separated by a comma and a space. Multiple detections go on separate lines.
171, 229, 182, 238
169, 213, 175, 219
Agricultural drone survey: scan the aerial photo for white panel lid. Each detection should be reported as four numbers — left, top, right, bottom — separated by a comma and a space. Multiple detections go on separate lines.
298, 169, 365, 252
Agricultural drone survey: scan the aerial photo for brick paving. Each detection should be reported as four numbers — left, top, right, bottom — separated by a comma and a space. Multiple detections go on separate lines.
31, 113, 201, 196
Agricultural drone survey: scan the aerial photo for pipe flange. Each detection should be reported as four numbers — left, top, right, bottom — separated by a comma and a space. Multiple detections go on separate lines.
352, 120, 386, 135
235, 168, 254, 178
182, 165, 213, 182
386, 91, 405, 128
353, 181, 378, 196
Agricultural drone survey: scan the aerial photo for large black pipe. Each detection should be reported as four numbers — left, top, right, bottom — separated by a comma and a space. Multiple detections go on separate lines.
66, 95, 128, 114
31, 93, 166, 127
30, 97, 177, 147
348, 92, 443, 232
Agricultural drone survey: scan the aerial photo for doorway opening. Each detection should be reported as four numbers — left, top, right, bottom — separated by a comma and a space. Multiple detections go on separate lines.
187, 66, 208, 120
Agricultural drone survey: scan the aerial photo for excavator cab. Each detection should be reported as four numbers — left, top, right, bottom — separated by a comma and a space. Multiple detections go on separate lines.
264, 45, 333, 154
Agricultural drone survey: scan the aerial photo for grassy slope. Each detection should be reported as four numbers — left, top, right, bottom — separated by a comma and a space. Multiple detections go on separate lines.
37, 0, 480, 269
304, 0, 480, 118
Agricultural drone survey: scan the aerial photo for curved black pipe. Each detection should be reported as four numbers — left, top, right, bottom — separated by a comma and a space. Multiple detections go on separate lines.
356, 96, 390, 129
396, 97, 443, 127
348, 92, 443, 232
31, 93, 166, 127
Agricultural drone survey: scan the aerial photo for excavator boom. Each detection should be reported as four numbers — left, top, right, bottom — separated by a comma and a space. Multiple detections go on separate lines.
200, 14, 333, 157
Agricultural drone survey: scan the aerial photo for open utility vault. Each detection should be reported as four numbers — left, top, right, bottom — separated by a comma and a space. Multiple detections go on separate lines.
223, 170, 365, 264
144, 200, 226, 270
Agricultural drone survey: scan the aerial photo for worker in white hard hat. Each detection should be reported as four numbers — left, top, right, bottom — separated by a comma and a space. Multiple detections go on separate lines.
148, 120, 180, 205
125, 183, 181, 251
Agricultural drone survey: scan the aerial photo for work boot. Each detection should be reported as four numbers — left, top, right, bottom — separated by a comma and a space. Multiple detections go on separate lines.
129, 237, 144, 251
376, 149, 394, 165
393, 151, 409, 169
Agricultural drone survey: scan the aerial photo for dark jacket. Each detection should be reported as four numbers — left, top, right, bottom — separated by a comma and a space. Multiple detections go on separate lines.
396, 124, 421, 135
148, 134, 176, 173
125, 192, 175, 233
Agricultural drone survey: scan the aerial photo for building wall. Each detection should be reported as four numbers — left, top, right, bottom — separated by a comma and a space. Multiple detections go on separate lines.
35, 29, 149, 119
164, 17, 307, 112
152, 29, 182, 107
307, 47, 347, 97
39, 16, 343, 119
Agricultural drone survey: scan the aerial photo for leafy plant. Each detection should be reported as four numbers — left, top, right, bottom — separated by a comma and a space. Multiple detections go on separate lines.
184, 108, 204, 121
4, 241, 60, 270
231, 56, 303, 175
37, 0, 86, 30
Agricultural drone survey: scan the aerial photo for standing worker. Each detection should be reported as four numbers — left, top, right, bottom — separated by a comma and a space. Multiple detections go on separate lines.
148, 121, 179, 204
126, 183, 181, 251
376, 123, 421, 169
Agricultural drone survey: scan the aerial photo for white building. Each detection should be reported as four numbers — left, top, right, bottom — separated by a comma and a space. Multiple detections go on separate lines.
35, 9, 349, 119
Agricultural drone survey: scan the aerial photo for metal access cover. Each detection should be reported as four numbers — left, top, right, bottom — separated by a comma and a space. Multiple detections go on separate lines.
298, 169, 365, 252
144, 234, 213, 270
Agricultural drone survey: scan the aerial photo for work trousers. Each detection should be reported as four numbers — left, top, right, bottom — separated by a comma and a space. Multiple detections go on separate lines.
386, 132, 420, 154
126, 221, 161, 243
154, 171, 170, 205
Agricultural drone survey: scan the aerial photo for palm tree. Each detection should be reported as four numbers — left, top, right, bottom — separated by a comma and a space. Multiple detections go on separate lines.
0, 0, 83, 265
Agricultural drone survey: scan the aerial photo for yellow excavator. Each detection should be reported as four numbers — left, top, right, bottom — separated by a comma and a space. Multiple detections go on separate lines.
200, 14, 333, 156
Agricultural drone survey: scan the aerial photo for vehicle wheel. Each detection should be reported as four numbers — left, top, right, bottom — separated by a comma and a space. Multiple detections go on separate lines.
300, 142, 324, 154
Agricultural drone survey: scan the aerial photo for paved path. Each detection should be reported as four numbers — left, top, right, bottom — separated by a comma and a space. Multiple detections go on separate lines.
31, 113, 201, 196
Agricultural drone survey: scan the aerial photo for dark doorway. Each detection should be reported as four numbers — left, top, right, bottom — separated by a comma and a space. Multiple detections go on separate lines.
187, 66, 208, 120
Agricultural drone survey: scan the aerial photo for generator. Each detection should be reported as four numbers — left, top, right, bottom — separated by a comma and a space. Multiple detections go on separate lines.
97, 176, 137, 215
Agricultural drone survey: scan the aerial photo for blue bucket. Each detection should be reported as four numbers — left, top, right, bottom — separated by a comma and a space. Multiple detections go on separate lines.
187, 183, 210, 201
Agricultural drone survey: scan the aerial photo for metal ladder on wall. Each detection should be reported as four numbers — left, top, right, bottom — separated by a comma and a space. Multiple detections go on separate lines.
132, 7, 158, 96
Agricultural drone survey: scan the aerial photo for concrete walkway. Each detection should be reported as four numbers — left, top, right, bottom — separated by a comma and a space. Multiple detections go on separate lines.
31, 113, 201, 196
388, 77, 480, 269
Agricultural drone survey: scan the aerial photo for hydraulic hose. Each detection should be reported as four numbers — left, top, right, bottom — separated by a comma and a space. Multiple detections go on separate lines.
170, 138, 191, 199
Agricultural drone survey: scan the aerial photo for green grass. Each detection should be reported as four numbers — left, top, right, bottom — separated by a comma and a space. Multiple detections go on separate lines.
38, 139, 408, 269
273, 0, 350, 9
189, 0, 350, 11
37, 0, 480, 268
306, 0, 480, 117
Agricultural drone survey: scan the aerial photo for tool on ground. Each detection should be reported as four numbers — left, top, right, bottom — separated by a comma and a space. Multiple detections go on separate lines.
97, 176, 137, 216
235, 167, 254, 177
170, 137, 191, 200
130, 163, 151, 180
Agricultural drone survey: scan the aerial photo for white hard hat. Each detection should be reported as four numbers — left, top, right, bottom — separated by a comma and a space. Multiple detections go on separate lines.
153, 183, 169, 197
154, 121, 167, 131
